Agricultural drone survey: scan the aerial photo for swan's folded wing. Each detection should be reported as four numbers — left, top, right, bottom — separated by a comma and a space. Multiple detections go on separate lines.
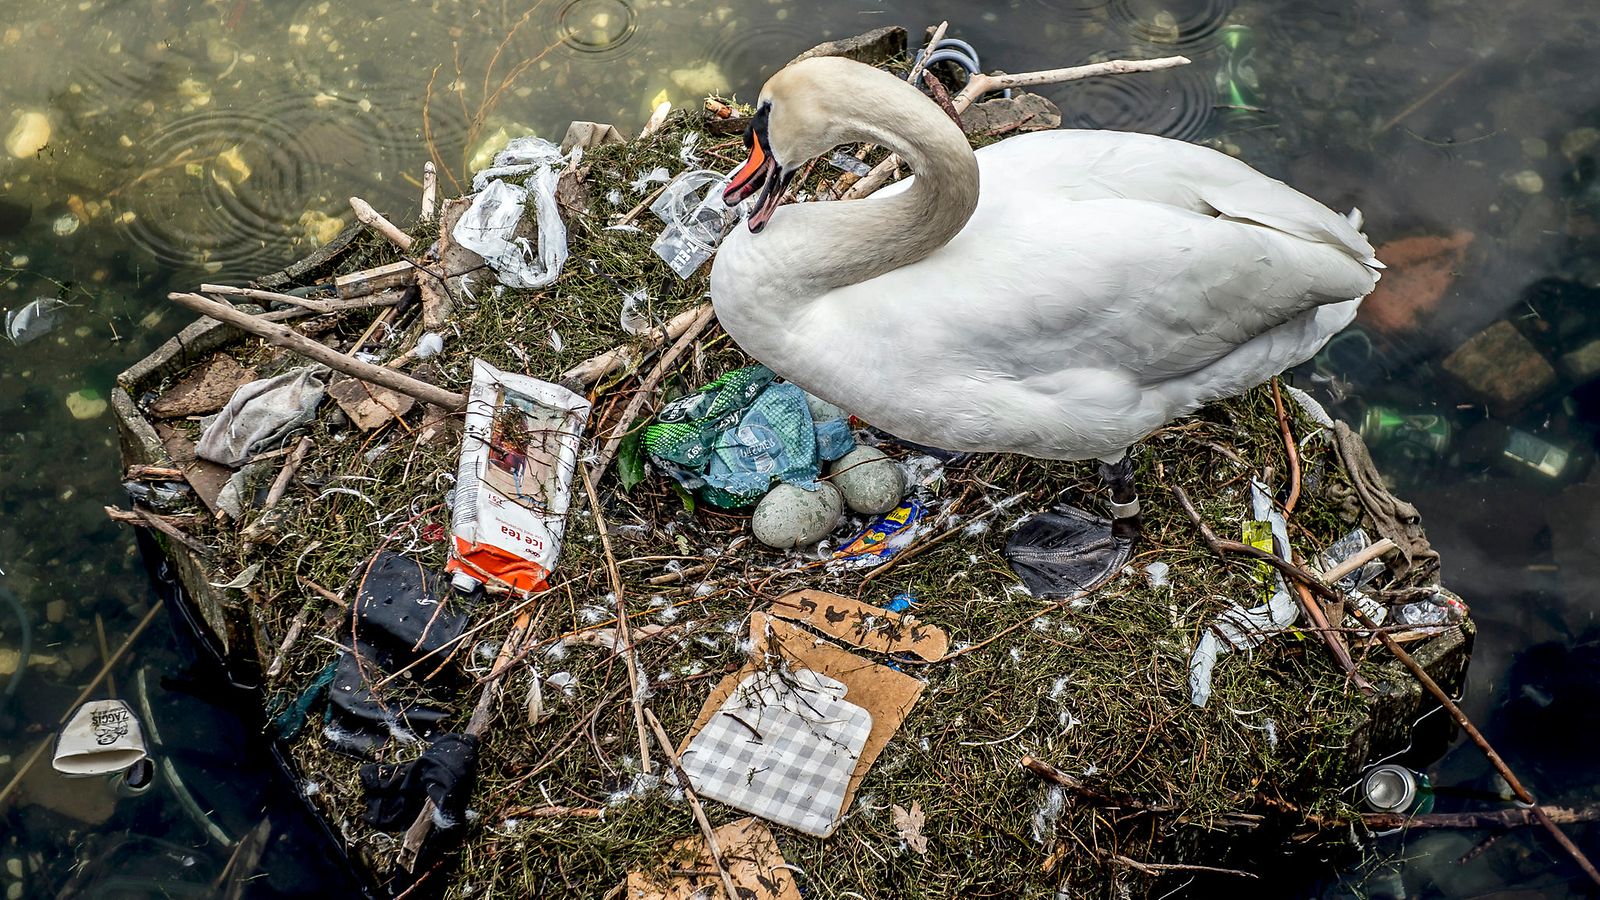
969, 130, 1382, 267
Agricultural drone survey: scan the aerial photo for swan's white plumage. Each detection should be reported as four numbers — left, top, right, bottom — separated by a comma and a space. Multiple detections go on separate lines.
710, 59, 1380, 462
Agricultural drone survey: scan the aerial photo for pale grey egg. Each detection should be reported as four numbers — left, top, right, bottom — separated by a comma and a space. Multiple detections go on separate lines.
829, 446, 906, 515
751, 482, 843, 549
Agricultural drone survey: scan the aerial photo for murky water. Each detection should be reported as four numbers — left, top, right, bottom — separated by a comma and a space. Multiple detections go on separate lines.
2, 0, 1598, 895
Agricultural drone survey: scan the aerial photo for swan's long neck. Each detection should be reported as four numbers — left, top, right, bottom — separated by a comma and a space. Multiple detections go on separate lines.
754, 84, 980, 294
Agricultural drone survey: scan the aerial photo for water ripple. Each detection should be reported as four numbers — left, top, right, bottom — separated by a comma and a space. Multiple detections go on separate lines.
1110, 0, 1238, 54
1052, 57, 1214, 141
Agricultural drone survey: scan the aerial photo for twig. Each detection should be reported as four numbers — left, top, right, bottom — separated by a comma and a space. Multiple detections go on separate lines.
1020, 755, 1172, 813
105, 505, 214, 560
1321, 538, 1398, 585
1270, 379, 1300, 514
1375, 61, 1475, 135
844, 55, 1190, 200
94, 614, 116, 700
589, 303, 718, 485
200, 283, 402, 314
642, 708, 742, 900
421, 162, 438, 222
0, 599, 165, 811
1353, 804, 1600, 831
350, 196, 415, 250
561, 302, 712, 388
580, 467, 653, 776
398, 609, 536, 872
167, 292, 465, 410
1110, 855, 1257, 880
1170, 484, 1600, 887
266, 604, 311, 680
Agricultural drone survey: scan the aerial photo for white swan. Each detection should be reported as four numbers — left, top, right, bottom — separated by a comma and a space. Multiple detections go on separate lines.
709, 57, 1381, 590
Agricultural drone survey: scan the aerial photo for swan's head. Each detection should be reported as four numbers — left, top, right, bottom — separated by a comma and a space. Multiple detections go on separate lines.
724, 57, 900, 232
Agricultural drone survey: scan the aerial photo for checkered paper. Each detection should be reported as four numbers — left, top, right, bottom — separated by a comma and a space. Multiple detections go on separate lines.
680, 668, 873, 836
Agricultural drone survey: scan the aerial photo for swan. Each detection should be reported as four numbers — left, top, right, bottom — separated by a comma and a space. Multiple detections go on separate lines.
709, 56, 1381, 593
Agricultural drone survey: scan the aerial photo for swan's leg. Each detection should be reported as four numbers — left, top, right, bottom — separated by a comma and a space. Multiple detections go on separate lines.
1098, 450, 1142, 541
1003, 450, 1136, 599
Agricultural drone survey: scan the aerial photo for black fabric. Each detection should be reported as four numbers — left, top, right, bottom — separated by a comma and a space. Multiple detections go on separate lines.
1005, 504, 1133, 599
359, 733, 480, 831
327, 646, 452, 756
355, 550, 471, 669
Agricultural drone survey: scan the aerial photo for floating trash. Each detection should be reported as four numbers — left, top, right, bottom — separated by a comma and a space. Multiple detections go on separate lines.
5, 297, 67, 345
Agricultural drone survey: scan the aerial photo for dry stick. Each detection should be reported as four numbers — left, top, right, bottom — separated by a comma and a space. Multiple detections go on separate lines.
1020, 755, 1172, 813
94, 614, 117, 700
349, 196, 415, 250
421, 162, 438, 222
642, 708, 742, 900
106, 506, 214, 560
398, 609, 536, 872
1321, 537, 1398, 585
580, 466, 653, 776
167, 292, 465, 410
844, 55, 1191, 200
0, 598, 165, 810
1169, 484, 1600, 888
561, 302, 713, 388
1269, 379, 1369, 692
369, 585, 553, 690
1110, 855, 1258, 880
266, 605, 311, 680
1356, 804, 1600, 831
1269, 380, 1301, 515
200, 284, 402, 314
589, 303, 718, 485
1375, 60, 1475, 135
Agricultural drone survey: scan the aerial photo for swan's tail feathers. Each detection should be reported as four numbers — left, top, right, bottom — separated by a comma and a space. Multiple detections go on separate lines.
1344, 206, 1386, 270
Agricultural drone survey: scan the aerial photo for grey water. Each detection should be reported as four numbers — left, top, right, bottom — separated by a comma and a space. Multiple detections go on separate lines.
0, 0, 1596, 896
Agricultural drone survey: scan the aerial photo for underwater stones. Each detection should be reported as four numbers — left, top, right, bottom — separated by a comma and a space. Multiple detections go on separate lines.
66, 388, 109, 420
1561, 127, 1600, 162
829, 446, 906, 515
5, 112, 51, 158
1442, 320, 1556, 412
752, 482, 843, 549
667, 62, 729, 100
1508, 169, 1544, 194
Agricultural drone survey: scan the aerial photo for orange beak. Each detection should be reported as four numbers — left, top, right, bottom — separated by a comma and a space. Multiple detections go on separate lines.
724, 133, 772, 206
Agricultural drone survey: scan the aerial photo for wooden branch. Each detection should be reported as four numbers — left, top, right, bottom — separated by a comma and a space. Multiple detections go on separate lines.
421, 162, 438, 222
560, 302, 713, 388
581, 467, 653, 776
1357, 804, 1600, 831
106, 505, 214, 560
589, 303, 718, 485
166, 292, 465, 410
1322, 538, 1398, 585
1110, 855, 1257, 880
1020, 755, 1173, 813
1170, 484, 1600, 888
844, 55, 1190, 200
350, 196, 415, 250
1270, 379, 1301, 514
398, 610, 535, 872
336, 260, 417, 299
643, 708, 742, 900
265, 605, 311, 680
201, 283, 402, 314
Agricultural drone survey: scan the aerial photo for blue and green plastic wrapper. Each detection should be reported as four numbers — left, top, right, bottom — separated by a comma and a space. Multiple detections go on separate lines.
643, 366, 853, 508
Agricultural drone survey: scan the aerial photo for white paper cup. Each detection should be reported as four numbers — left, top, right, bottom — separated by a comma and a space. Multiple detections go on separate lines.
53, 699, 148, 776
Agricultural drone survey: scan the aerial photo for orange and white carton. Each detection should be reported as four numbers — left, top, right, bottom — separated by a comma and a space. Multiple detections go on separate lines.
447, 359, 591, 593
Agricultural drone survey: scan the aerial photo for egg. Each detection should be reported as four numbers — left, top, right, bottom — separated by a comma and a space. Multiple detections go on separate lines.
803, 390, 848, 423
752, 482, 843, 549
829, 446, 906, 515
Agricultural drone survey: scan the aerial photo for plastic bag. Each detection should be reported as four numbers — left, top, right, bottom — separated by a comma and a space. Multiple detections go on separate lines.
6, 297, 67, 345
650, 169, 738, 279
453, 174, 568, 290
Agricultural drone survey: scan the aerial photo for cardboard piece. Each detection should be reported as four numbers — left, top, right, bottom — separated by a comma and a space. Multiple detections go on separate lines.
147, 354, 256, 418
681, 613, 924, 825
769, 589, 949, 662
156, 422, 232, 515
623, 817, 800, 900
328, 374, 417, 430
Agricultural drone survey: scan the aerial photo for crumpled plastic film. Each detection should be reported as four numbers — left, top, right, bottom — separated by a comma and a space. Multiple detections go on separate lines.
1188, 479, 1300, 707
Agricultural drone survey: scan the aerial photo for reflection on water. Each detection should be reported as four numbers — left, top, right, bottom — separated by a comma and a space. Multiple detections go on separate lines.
2, 0, 1599, 896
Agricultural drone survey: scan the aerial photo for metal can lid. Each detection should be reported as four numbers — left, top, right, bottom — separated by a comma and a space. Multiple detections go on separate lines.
1362, 764, 1419, 812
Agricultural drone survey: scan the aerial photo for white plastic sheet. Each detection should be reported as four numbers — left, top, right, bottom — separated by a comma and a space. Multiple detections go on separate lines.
1187, 480, 1300, 707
